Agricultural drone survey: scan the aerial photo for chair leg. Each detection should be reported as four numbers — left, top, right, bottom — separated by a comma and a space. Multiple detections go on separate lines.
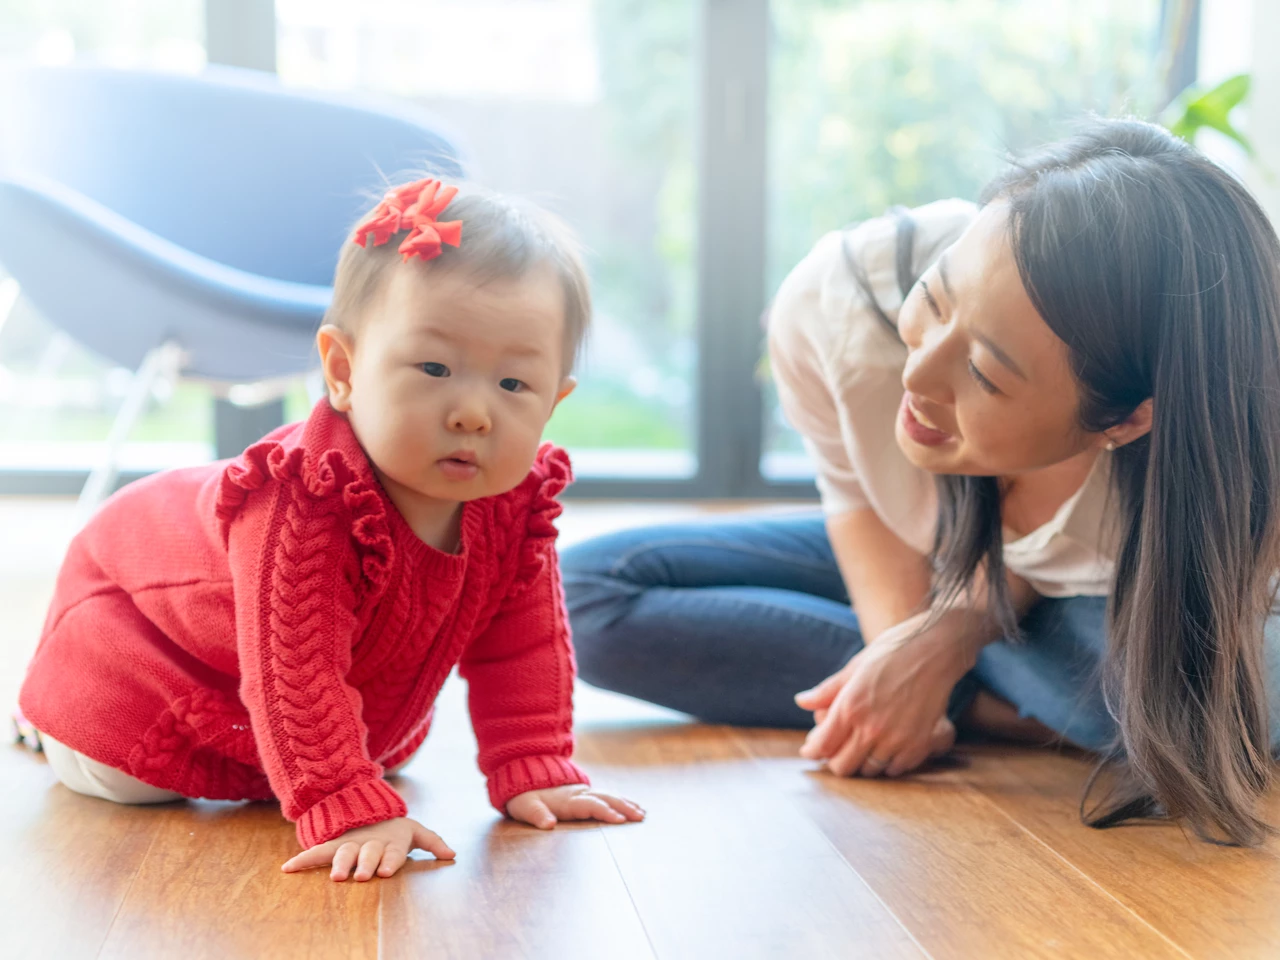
74, 341, 184, 528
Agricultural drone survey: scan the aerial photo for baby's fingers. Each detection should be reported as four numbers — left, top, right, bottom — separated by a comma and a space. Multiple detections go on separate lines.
510, 794, 558, 830
377, 845, 409, 878
564, 794, 627, 824
596, 792, 646, 821
282, 840, 340, 874
352, 841, 386, 882
410, 823, 457, 860
330, 841, 363, 882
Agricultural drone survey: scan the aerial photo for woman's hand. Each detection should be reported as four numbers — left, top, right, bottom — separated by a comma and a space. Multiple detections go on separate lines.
507, 784, 645, 830
795, 610, 982, 778
281, 816, 456, 882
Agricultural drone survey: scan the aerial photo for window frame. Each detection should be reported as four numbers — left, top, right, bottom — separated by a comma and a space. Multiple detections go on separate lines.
0, 0, 1191, 499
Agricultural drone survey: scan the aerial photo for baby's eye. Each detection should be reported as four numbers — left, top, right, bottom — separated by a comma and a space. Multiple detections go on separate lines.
499, 378, 526, 393
421, 362, 450, 378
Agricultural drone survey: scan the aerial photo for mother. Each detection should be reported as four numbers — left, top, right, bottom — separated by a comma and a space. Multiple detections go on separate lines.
562, 119, 1280, 845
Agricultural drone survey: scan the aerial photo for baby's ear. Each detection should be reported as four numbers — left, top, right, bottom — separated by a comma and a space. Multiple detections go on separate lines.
316, 324, 356, 411
553, 376, 577, 409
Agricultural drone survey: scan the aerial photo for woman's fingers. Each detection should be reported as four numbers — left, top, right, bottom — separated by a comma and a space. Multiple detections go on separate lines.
353, 840, 386, 882
801, 705, 855, 760
928, 717, 957, 757
885, 742, 930, 778
377, 845, 409, 878
411, 823, 457, 860
872, 719, 955, 778
794, 666, 852, 711
827, 727, 876, 778
330, 841, 362, 882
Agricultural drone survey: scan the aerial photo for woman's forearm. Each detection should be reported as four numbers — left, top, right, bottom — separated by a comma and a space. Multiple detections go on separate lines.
825, 508, 933, 642
825, 507, 1041, 652
935, 565, 1040, 666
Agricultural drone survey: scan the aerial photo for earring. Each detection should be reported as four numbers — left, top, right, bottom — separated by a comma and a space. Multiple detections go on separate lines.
1105, 440, 1117, 452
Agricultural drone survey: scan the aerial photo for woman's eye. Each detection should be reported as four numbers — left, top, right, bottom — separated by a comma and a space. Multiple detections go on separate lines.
967, 360, 1000, 395
499, 378, 526, 393
919, 280, 942, 317
421, 362, 450, 378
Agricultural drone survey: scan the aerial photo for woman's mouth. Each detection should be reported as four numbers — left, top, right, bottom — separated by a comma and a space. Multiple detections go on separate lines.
899, 394, 953, 447
437, 451, 479, 481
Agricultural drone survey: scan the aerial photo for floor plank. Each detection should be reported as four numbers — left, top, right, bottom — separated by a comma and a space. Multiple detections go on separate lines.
957, 746, 1280, 959
378, 680, 656, 960
575, 716, 925, 960
6, 496, 1280, 958
97, 800, 381, 960
734, 730, 1190, 960
0, 746, 158, 960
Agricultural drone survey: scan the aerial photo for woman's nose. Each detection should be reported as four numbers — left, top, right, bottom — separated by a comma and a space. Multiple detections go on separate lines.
902, 322, 953, 402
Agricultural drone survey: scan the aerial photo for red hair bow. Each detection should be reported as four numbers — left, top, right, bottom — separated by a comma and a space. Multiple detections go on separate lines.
352, 178, 464, 263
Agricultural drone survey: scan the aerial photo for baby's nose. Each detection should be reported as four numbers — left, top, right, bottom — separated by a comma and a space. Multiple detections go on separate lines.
449, 401, 491, 435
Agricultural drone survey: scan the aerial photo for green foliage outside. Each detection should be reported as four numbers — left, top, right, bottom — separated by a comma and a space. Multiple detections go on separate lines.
0, 0, 1165, 458
1162, 72, 1253, 155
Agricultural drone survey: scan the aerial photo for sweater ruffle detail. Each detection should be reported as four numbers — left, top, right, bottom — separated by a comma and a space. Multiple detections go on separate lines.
295, 777, 408, 848
488, 754, 590, 813
215, 440, 394, 591
512, 445, 573, 586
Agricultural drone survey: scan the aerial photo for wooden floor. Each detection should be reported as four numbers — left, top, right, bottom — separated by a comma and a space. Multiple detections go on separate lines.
3, 497, 1279, 959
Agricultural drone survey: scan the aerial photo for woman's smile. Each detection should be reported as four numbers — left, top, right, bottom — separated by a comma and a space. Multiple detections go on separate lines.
900, 393, 953, 446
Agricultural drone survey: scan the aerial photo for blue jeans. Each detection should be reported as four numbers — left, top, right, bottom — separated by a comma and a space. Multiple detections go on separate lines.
563, 513, 1185, 752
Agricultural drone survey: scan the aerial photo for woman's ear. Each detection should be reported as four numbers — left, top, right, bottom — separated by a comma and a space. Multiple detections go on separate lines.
317, 324, 356, 412
1104, 398, 1154, 450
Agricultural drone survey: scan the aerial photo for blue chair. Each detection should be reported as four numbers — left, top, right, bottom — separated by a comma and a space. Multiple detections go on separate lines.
0, 63, 465, 519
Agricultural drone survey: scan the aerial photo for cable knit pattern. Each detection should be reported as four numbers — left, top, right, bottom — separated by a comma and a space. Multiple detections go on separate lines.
126, 689, 271, 801
18, 401, 586, 849
254, 478, 393, 801
459, 449, 589, 812
216, 441, 395, 602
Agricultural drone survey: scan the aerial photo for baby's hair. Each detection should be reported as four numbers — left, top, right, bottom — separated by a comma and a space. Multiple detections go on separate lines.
326, 180, 591, 374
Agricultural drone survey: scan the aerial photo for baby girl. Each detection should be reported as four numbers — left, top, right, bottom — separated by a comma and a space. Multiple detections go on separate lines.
18, 177, 644, 882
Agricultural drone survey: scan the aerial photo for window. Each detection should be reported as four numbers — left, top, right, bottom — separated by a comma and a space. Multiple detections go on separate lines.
761, 0, 1166, 482
277, 0, 700, 481
0, 1, 209, 484
0, 0, 1183, 496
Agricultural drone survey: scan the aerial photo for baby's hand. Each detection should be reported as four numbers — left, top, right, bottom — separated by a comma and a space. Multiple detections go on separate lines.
507, 784, 645, 830
281, 816, 455, 882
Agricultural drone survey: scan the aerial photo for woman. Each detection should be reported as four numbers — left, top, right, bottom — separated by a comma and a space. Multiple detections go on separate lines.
562, 118, 1280, 846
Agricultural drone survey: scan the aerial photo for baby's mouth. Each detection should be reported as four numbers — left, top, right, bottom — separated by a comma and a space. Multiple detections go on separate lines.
437, 450, 480, 480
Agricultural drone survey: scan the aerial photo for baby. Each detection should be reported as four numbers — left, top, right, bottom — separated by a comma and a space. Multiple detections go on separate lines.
17, 177, 644, 882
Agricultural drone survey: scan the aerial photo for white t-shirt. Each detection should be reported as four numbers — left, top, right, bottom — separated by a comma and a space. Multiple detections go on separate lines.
767, 199, 1116, 598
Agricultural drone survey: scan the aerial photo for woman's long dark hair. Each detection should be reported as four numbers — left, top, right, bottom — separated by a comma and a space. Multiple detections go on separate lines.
855, 119, 1280, 845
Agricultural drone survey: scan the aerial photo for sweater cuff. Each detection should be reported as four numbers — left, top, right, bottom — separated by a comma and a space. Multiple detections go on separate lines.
488, 755, 591, 813
295, 778, 408, 849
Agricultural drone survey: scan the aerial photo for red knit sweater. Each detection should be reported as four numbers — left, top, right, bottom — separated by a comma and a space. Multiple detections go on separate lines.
19, 401, 588, 847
